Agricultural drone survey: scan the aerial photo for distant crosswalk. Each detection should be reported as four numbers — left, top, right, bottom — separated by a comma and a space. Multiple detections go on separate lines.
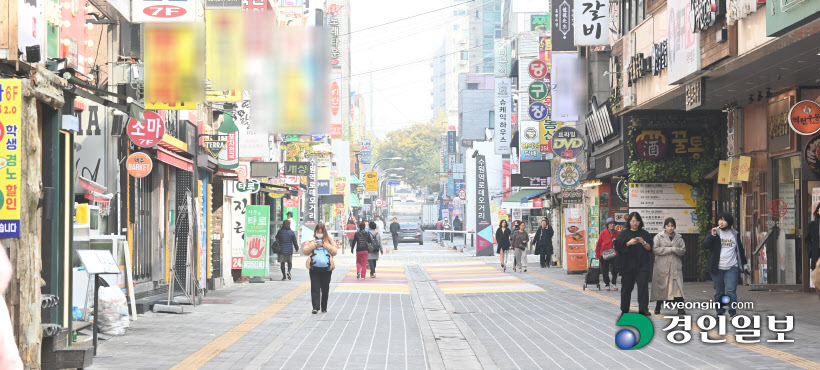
423, 262, 544, 294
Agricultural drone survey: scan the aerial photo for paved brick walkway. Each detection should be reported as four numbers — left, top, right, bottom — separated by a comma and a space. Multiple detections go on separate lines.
89, 241, 820, 370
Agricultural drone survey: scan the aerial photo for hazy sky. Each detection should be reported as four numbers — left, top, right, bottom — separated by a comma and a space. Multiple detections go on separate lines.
350, 0, 465, 138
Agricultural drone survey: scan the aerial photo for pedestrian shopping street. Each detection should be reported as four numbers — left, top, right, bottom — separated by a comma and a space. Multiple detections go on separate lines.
88, 239, 820, 370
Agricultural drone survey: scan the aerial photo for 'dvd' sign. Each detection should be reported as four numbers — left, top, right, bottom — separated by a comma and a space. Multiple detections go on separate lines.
551, 127, 584, 159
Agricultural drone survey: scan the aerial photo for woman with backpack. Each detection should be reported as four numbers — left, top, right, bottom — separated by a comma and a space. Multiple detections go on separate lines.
303, 223, 338, 314
351, 221, 374, 279
368, 221, 384, 278
275, 220, 299, 280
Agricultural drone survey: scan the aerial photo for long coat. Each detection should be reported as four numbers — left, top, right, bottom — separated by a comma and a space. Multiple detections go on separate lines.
533, 226, 554, 256
651, 232, 686, 301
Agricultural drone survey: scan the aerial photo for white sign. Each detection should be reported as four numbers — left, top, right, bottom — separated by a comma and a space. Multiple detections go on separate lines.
238, 134, 269, 159
494, 78, 512, 155
132, 0, 197, 23
628, 183, 699, 208
230, 193, 250, 269
574, 0, 609, 46
628, 208, 698, 234
667, 0, 702, 84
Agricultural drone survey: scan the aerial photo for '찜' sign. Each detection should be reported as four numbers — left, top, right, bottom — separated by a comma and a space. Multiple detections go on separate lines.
128, 111, 166, 148
0, 80, 22, 238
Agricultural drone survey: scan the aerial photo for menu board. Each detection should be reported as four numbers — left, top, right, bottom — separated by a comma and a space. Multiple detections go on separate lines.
628, 183, 698, 208
628, 208, 698, 234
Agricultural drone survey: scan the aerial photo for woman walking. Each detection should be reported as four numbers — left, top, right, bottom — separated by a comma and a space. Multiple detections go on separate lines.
533, 219, 554, 268
614, 212, 653, 316
351, 221, 374, 279
510, 221, 529, 273
595, 217, 620, 291
275, 220, 299, 280
368, 221, 384, 278
344, 219, 357, 252
495, 220, 512, 271
303, 223, 338, 314
652, 218, 686, 315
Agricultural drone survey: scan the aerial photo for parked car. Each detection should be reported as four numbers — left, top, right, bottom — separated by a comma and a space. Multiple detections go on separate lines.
396, 222, 424, 245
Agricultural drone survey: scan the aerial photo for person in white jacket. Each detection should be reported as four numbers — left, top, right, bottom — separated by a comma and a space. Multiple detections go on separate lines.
1, 244, 24, 369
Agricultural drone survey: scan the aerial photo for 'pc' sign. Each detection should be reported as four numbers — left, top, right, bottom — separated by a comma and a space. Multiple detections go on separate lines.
133, 0, 197, 23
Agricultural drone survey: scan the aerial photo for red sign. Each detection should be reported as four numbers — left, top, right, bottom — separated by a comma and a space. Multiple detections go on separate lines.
143, 5, 187, 18
330, 81, 340, 116
635, 130, 668, 160
458, 189, 466, 200
374, 198, 384, 207
157, 149, 193, 172
533, 198, 543, 208
128, 111, 166, 148
528, 59, 548, 79
284, 197, 299, 207
126, 152, 153, 178
769, 199, 788, 219
788, 100, 820, 135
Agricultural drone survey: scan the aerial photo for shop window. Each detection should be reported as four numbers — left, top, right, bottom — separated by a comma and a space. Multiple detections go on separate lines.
620, 0, 646, 35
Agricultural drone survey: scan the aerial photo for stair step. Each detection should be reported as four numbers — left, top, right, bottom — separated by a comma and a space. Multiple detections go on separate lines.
54, 345, 94, 369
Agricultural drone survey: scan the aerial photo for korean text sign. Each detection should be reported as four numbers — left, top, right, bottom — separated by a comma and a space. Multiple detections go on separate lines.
0, 80, 21, 238
242, 205, 270, 277
574, 0, 609, 46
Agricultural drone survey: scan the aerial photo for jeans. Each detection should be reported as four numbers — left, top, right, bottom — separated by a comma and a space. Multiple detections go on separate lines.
620, 269, 650, 314
356, 251, 369, 276
711, 266, 739, 315
309, 269, 332, 311
600, 258, 618, 286
368, 259, 378, 275
437, 232, 442, 242
514, 248, 527, 270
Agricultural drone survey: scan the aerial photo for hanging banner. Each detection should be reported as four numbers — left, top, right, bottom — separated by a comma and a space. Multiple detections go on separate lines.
241, 205, 271, 277
144, 23, 203, 109
475, 155, 493, 256
330, 72, 343, 138
304, 156, 318, 229
230, 193, 250, 269
552, 0, 575, 51
206, 9, 244, 94
494, 77, 512, 155
0, 80, 22, 238
574, 0, 609, 46
564, 208, 588, 272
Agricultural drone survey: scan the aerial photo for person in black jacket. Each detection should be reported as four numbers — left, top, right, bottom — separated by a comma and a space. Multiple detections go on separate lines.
702, 213, 748, 317
389, 217, 401, 250
614, 212, 653, 316
495, 220, 512, 272
275, 220, 299, 280
804, 204, 820, 273
533, 219, 554, 268
350, 221, 374, 279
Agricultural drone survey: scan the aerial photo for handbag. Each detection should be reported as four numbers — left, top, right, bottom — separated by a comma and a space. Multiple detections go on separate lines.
602, 248, 616, 261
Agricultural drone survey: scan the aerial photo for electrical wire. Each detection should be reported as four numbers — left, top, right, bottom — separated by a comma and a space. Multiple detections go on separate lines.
341, 0, 476, 36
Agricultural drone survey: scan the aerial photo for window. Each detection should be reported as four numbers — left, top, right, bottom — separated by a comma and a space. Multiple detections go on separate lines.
483, 35, 494, 49
467, 83, 479, 90
620, 0, 646, 34
483, 11, 500, 22
495, 29, 502, 38
460, 51, 469, 60
489, 111, 494, 129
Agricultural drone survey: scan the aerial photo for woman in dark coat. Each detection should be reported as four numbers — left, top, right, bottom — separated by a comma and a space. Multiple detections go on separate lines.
805, 203, 820, 275
533, 219, 554, 268
275, 220, 300, 280
614, 212, 653, 316
495, 220, 511, 272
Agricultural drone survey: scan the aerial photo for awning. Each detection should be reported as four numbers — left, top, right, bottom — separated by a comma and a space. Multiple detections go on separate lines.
501, 188, 549, 209
349, 192, 362, 208
157, 148, 193, 172
349, 174, 362, 186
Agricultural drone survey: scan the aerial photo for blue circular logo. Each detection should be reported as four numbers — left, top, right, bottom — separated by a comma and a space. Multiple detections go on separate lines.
721, 296, 731, 304
615, 329, 637, 350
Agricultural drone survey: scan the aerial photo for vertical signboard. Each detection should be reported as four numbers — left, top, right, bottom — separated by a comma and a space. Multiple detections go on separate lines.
283, 196, 299, 235
564, 207, 588, 272
241, 205, 270, 277
540, 120, 560, 154
494, 39, 512, 77
330, 72, 343, 138
365, 172, 378, 192
475, 155, 493, 256
0, 81, 22, 238
206, 9, 244, 96
494, 78, 512, 154
667, 0, 701, 84
447, 130, 457, 154
552, 0, 575, 51
144, 23, 204, 109
520, 121, 541, 161
574, 0, 609, 46
230, 193, 250, 269
305, 156, 318, 228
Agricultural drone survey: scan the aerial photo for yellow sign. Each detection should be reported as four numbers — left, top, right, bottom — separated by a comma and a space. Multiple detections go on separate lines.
729, 157, 741, 183
144, 23, 204, 109
365, 172, 378, 192
206, 9, 244, 101
718, 160, 731, 185
0, 80, 22, 238
737, 156, 751, 182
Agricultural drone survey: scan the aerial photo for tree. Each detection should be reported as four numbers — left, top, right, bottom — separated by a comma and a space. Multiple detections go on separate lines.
374, 112, 446, 191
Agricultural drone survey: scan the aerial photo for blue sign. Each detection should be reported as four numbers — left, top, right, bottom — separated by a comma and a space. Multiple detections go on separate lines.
528, 102, 548, 121
387, 181, 401, 186
449, 204, 454, 212
317, 180, 331, 195
311, 134, 325, 142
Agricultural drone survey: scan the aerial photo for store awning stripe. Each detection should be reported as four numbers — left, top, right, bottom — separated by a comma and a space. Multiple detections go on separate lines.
349, 174, 362, 186
157, 148, 194, 172
502, 188, 549, 203
349, 192, 362, 208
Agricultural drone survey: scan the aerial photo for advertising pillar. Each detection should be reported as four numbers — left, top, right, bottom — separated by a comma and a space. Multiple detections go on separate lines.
241, 205, 271, 277
564, 207, 588, 272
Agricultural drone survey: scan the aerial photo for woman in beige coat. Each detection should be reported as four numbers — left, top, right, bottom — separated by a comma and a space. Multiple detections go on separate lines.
303, 224, 338, 314
651, 217, 686, 315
